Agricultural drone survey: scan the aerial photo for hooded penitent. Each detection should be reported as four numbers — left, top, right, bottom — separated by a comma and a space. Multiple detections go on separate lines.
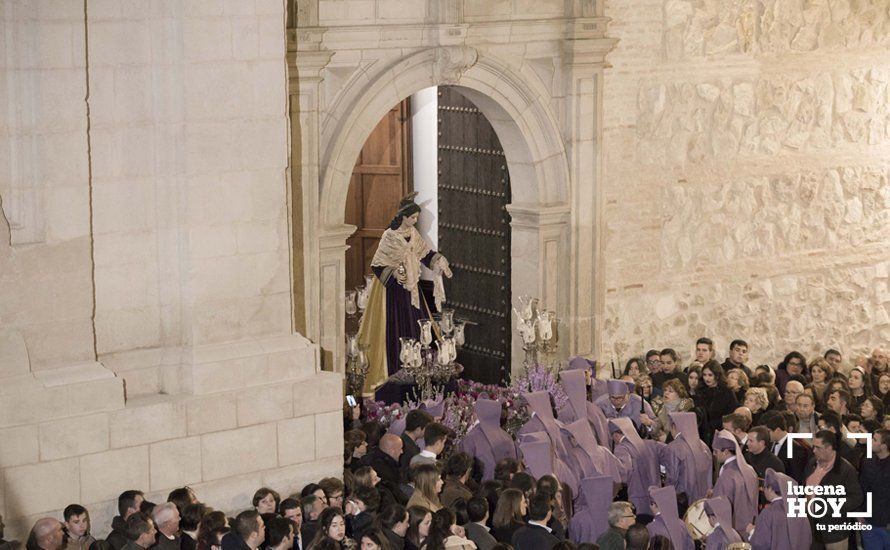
558, 369, 610, 445
703, 496, 743, 547
663, 411, 713, 502
458, 399, 518, 480
711, 429, 759, 533
608, 417, 661, 516
567, 356, 607, 401
748, 468, 812, 550
561, 418, 622, 484
569, 475, 614, 544
647, 485, 694, 550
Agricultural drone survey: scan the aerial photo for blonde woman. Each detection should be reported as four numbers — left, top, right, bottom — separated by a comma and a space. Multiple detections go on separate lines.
407, 463, 444, 512
726, 369, 749, 404
651, 379, 694, 441
743, 387, 769, 426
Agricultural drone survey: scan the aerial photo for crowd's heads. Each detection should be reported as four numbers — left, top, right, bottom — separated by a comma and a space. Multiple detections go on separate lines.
695, 337, 715, 363
625, 523, 650, 550
266, 516, 295, 550
405, 409, 433, 437
63, 504, 90, 539
813, 430, 839, 463
167, 487, 198, 513
118, 490, 146, 519
606, 502, 635, 530
444, 452, 473, 480
405, 506, 432, 548
377, 503, 409, 536
701, 360, 725, 388
728, 340, 748, 365
28, 518, 65, 550
233, 510, 265, 549
379, 433, 404, 462
423, 422, 451, 455
492, 489, 526, 528
125, 512, 156, 546
152, 502, 181, 536
526, 493, 552, 522
319, 478, 345, 510
278, 498, 301, 526
659, 349, 680, 373
662, 379, 688, 400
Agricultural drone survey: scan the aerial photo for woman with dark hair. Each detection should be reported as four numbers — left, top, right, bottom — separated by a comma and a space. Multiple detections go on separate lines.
253, 488, 281, 515
490, 489, 526, 544
685, 366, 702, 399
197, 512, 229, 550
357, 193, 452, 392
427, 509, 474, 550
404, 506, 433, 550
345, 430, 369, 470
694, 360, 738, 444
308, 508, 353, 549
359, 530, 394, 550
623, 357, 648, 381
375, 504, 409, 550
775, 351, 808, 394
848, 366, 873, 414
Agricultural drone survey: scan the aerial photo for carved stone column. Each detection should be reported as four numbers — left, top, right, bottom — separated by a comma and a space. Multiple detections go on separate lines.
506, 203, 571, 376
317, 224, 356, 372
562, 18, 618, 359
288, 28, 331, 342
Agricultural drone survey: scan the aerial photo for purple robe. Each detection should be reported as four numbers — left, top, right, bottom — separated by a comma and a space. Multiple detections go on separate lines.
704, 497, 743, 549
569, 475, 613, 544
561, 419, 623, 484
371, 250, 437, 377
647, 485, 694, 550
520, 392, 571, 458
663, 412, 713, 502
517, 431, 579, 496
459, 399, 518, 481
712, 430, 759, 534
609, 417, 661, 516
558, 370, 611, 446
565, 357, 608, 402
749, 469, 812, 550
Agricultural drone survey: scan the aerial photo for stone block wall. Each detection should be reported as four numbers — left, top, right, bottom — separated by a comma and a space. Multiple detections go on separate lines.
601, 0, 890, 365
0, 370, 343, 541
0, 0, 342, 540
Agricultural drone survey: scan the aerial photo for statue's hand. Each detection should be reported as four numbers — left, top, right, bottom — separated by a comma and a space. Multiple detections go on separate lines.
438, 256, 452, 277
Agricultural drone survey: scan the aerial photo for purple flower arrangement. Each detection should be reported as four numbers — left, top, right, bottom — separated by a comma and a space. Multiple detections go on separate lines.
511, 363, 569, 413
362, 398, 404, 427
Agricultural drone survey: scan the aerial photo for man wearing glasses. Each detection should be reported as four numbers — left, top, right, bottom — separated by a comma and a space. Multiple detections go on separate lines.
596, 502, 636, 550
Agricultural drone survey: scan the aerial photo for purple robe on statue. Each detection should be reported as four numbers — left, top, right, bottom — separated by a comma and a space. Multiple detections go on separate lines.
703, 497, 743, 549
458, 399, 518, 481
569, 475, 613, 544
647, 485, 694, 550
561, 419, 623, 484
748, 469, 812, 550
662, 412, 713, 503
559, 370, 611, 446
711, 430, 759, 535
595, 380, 655, 427
608, 417, 662, 516
371, 249, 438, 377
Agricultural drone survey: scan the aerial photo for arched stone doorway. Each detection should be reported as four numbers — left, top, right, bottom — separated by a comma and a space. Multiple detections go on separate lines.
289, 13, 616, 374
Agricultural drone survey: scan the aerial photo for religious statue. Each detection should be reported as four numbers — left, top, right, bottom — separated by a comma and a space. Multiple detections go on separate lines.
358, 193, 452, 393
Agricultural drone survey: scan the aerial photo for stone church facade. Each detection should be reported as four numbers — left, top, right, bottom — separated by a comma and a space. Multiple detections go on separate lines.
1, 0, 888, 538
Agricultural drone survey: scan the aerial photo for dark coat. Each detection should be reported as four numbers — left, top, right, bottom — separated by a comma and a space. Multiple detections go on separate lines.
802, 456, 863, 544
383, 529, 404, 550
362, 448, 408, 505
347, 512, 374, 543
462, 523, 497, 550
774, 438, 809, 483
440, 479, 473, 509
180, 534, 196, 550
151, 535, 181, 550
491, 521, 523, 545
510, 524, 558, 550
694, 385, 738, 443
399, 434, 421, 471
106, 517, 129, 550
595, 527, 626, 550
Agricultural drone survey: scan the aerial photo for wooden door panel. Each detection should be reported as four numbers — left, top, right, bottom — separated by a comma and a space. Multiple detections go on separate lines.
344, 100, 412, 293
438, 87, 511, 384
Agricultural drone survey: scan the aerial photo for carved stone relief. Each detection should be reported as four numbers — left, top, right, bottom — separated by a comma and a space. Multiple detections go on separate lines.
664, 0, 755, 60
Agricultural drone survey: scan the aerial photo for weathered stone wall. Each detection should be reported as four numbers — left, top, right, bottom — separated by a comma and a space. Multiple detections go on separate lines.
601, 0, 890, 366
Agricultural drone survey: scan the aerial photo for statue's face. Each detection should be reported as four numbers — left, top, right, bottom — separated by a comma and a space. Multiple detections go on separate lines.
403, 212, 419, 227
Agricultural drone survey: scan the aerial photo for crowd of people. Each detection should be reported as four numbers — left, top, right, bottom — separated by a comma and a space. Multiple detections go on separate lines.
5, 341, 890, 550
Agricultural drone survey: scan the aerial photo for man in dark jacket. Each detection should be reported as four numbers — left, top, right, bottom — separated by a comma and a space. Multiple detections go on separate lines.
511, 495, 559, 550
802, 430, 863, 547
399, 409, 431, 471
361, 434, 407, 505
861, 429, 890, 549
107, 491, 145, 550
150, 503, 180, 550
221, 512, 264, 550
764, 412, 809, 483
